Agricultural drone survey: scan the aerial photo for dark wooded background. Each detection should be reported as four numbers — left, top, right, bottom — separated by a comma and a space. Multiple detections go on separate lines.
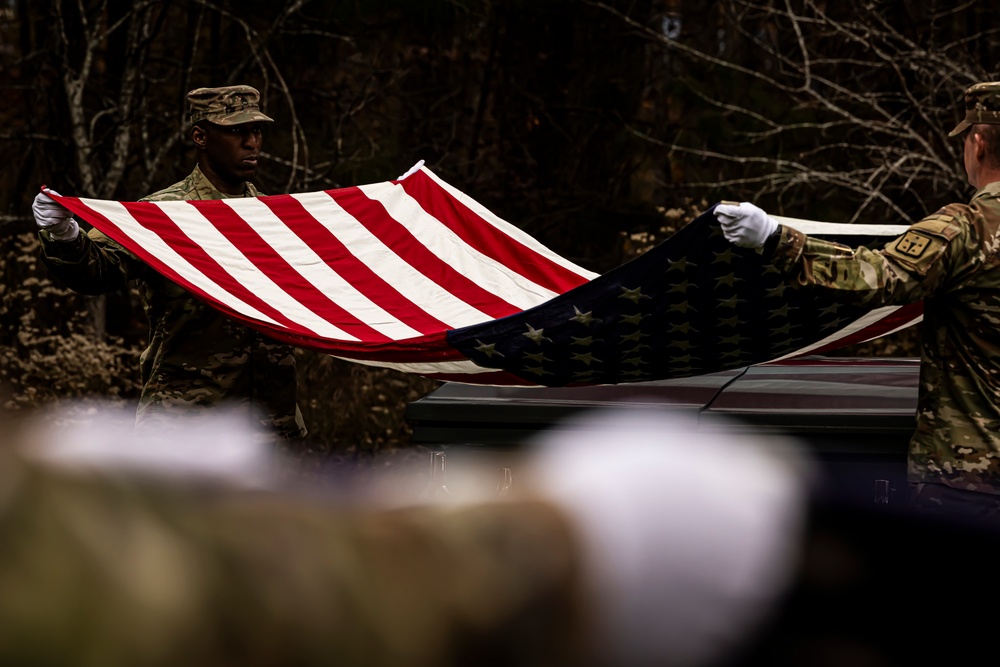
1, 1, 994, 453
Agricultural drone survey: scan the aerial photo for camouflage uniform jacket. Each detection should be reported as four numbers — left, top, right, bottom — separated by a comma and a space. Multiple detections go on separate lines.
770, 181, 1000, 494
38, 166, 307, 439
0, 449, 585, 666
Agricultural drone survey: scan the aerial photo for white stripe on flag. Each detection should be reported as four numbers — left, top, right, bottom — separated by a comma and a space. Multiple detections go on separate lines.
862, 313, 924, 341
81, 199, 285, 329
360, 181, 570, 309
418, 167, 600, 281
766, 305, 912, 362
339, 357, 501, 376
223, 197, 424, 340
155, 201, 357, 341
774, 216, 910, 238
290, 191, 495, 328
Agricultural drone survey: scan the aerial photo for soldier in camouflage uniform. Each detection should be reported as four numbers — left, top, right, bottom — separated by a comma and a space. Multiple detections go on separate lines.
715, 81, 1000, 520
32, 85, 307, 439
0, 405, 808, 666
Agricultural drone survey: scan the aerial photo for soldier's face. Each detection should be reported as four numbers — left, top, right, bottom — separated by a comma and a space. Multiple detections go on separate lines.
196, 121, 265, 186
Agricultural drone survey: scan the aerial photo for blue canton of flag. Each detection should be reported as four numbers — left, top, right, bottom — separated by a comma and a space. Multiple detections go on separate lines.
447, 205, 900, 386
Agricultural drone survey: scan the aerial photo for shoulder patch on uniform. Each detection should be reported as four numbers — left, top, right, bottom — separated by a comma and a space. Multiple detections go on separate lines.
895, 230, 933, 258
910, 216, 961, 238
884, 216, 959, 277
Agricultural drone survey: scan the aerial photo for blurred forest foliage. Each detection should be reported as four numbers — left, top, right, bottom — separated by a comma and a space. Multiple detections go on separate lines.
1, 0, 996, 453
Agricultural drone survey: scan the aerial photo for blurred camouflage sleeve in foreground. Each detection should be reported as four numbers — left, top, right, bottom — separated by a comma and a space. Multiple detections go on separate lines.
0, 403, 810, 667
0, 442, 584, 667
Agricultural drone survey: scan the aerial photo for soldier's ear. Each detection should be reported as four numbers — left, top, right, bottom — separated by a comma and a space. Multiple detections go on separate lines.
974, 132, 988, 161
191, 123, 207, 150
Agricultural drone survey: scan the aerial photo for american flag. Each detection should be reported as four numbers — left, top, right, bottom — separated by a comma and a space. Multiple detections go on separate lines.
45, 162, 921, 386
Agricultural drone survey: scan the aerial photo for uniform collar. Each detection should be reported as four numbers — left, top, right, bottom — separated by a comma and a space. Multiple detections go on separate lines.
971, 180, 1000, 203
191, 164, 259, 198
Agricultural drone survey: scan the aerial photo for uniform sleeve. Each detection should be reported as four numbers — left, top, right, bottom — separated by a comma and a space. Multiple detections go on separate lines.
769, 208, 975, 307
38, 226, 147, 295
0, 460, 585, 667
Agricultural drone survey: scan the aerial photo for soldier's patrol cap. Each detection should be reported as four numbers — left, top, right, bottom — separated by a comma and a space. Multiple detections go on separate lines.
949, 82, 1000, 137
187, 85, 274, 125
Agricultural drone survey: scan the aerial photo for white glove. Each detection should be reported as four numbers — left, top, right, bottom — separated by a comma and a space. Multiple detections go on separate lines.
32, 190, 79, 242
714, 201, 778, 248
396, 159, 425, 180
22, 401, 278, 491
527, 409, 811, 667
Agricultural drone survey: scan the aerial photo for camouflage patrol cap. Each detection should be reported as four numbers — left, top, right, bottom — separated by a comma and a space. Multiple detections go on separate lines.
949, 82, 1000, 137
187, 85, 274, 125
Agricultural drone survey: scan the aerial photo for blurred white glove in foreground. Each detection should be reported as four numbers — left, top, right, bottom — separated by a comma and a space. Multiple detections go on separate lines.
32, 190, 79, 242
20, 401, 277, 490
527, 409, 812, 667
714, 201, 778, 248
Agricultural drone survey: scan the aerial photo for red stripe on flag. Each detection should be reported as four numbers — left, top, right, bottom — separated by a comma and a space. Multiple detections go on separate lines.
260, 195, 454, 336
117, 202, 315, 336
398, 170, 591, 293
189, 198, 393, 343
47, 195, 477, 361
55, 198, 199, 296
57, 197, 314, 344
331, 186, 522, 320
270, 330, 470, 363
787, 302, 924, 357
418, 369, 536, 385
